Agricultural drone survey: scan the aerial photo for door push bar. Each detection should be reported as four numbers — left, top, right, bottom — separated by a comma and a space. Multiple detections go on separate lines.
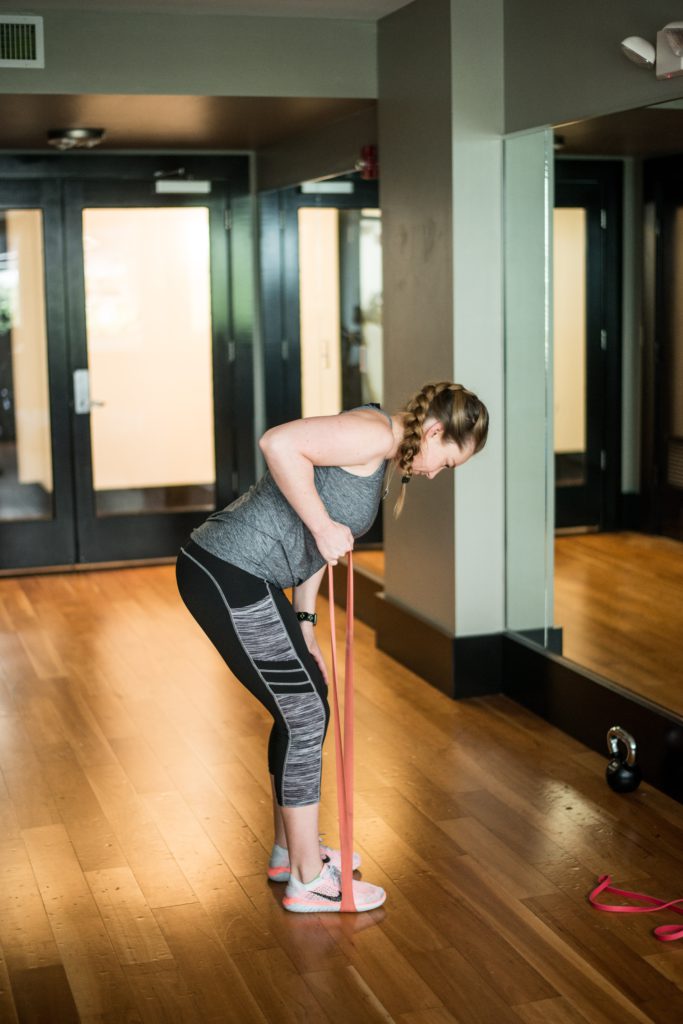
73, 369, 106, 415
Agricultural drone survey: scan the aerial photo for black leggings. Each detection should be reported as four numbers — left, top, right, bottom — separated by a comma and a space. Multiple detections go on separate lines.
175, 539, 330, 807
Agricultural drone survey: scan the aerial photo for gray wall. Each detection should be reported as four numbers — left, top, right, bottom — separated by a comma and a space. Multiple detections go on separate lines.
379, 0, 456, 633
505, 0, 683, 131
0, 10, 376, 97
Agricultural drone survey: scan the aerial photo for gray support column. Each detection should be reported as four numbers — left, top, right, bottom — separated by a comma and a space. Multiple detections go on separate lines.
378, 0, 456, 636
377, 0, 505, 691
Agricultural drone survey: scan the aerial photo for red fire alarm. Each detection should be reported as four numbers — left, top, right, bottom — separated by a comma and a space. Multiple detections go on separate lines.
356, 144, 378, 180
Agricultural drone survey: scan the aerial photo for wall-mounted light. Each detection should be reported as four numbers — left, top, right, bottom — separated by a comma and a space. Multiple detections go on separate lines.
620, 36, 655, 67
47, 127, 106, 151
620, 23, 683, 79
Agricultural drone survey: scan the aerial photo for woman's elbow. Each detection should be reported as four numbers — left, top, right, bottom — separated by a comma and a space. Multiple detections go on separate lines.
259, 428, 276, 454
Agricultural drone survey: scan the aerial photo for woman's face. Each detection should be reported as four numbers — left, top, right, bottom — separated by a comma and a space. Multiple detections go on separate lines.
411, 420, 476, 479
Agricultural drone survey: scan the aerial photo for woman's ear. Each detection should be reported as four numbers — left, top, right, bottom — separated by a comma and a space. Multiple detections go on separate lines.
425, 421, 443, 440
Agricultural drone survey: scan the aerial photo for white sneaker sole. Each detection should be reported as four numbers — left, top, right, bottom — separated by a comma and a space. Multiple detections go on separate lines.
282, 890, 386, 913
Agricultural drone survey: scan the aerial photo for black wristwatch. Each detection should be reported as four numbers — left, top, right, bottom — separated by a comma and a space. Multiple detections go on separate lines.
296, 611, 317, 626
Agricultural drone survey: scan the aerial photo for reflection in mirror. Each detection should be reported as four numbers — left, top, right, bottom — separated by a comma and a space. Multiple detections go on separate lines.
299, 207, 383, 419
506, 102, 683, 720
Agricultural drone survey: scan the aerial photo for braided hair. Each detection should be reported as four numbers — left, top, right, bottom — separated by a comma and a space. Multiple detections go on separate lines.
393, 382, 488, 517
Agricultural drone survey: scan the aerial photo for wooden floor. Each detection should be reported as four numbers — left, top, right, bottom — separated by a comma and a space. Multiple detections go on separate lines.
356, 532, 683, 717
554, 532, 683, 717
2, 564, 683, 1023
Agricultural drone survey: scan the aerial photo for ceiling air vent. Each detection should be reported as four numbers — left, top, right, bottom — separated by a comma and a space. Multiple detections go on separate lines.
0, 15, 44, 69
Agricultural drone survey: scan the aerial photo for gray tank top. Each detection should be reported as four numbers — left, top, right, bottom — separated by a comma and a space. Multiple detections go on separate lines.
190, 405, 392, 589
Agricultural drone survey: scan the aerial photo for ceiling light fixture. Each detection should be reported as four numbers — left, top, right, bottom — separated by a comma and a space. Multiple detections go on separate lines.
47, 127, 106, 151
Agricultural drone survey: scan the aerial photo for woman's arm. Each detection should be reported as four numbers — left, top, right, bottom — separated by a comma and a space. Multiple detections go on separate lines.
259, 411, 393, 565
293, 565, 328, 684
293, 564, 327, 618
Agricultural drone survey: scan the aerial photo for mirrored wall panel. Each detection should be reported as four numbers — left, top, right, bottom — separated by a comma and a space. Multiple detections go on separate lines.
503, 129, 555, 645
298, 207, 383, 419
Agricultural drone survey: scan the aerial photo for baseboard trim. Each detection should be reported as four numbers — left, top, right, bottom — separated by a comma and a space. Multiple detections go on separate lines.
375, 593, 455, 695
374, 593, 503, 699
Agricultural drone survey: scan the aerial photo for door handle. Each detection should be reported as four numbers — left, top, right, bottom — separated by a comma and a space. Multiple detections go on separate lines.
73, 368, 106, 414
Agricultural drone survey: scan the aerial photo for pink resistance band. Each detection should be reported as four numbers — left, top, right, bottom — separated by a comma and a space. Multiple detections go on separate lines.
589, 874, 683, 941
327, 553, 357, 912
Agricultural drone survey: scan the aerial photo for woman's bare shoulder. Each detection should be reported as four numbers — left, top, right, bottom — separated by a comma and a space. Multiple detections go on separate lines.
260, 406, 395, 471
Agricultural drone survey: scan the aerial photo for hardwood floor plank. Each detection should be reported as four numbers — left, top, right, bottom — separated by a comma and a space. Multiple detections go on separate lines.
232, 945, 332, 1024
513, 995, 592, 1023
0, 838, 61, 972
397, 1009, 463, 1024
410, 946, 528, 1024
435, 816, 558, 899
143, 789, 277, 955
0, 947, 19, 1024
522, 888, 683, 1006
123, 959, 206, 1024
393, 868, 556, 1008
320, 920, 442, 1017
83, 762, 199, 910
2, 753, 63, 831
85, 865, 175, 966
22, 823, 138, 1020
302, 964, 395, 1024
434, 855, 655, 1024
8, 963, 79, 1024
644, 949, 683, 988
152, 902, 268, 1024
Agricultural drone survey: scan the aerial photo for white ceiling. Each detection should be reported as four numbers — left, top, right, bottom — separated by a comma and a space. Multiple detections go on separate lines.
1, 0, 413, 18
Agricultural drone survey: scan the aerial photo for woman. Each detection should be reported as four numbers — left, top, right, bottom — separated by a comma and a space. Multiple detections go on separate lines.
175, 381, 488, 913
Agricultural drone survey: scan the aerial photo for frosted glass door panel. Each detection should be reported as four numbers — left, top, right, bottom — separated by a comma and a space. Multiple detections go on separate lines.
553, 207, 587, 487
298, 208, 342, 418
82, 208, 215, 516
0, 209, 53, 522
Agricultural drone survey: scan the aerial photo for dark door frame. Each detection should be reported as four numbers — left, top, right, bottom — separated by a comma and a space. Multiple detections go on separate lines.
0, 178, 75, 569
0, 154, 251, 570
554, 158, 622, 532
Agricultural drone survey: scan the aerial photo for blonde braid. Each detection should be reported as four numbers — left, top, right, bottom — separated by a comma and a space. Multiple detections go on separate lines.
393, 382, 473, 518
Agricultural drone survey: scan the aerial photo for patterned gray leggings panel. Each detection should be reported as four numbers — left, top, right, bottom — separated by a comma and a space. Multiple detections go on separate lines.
175, 539, 329, 807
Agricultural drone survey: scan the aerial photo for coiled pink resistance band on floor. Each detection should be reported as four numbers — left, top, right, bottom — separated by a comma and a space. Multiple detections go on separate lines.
589, 874, 683, 941
327, 554, 357, 912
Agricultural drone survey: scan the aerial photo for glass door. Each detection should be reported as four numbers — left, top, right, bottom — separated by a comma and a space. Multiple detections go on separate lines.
64, 180, 234, 563
554, 177, 608, 529
0, 181, 75, 570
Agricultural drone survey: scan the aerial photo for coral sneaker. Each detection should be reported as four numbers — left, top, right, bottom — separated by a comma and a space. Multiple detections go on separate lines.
282, 862, 386, 913
268, 840, 361, 883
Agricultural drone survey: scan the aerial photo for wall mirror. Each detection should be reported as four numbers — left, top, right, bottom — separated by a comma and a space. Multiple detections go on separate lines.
504, 102, 683, 722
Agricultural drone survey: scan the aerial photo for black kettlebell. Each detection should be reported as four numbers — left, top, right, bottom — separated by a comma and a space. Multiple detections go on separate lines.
606, 726, 642, 793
